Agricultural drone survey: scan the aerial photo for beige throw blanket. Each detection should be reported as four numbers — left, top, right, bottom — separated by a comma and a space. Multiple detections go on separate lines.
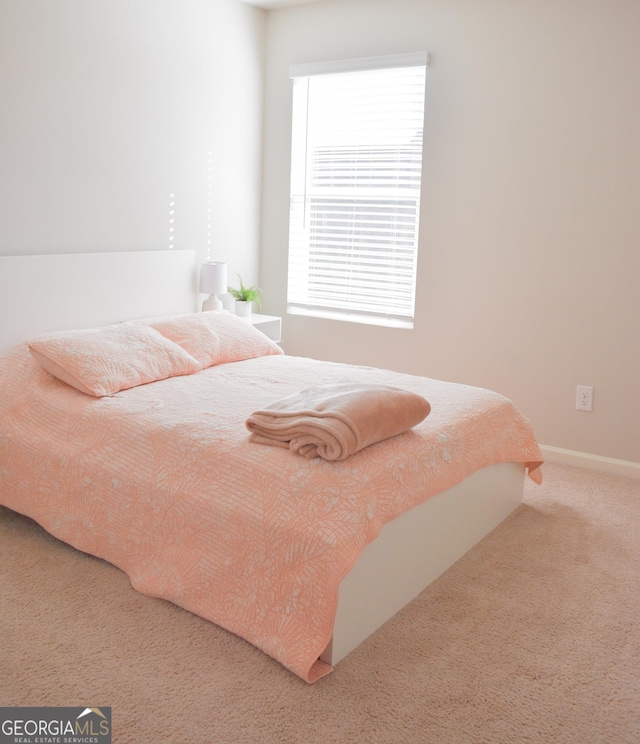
246, 382, 431, 461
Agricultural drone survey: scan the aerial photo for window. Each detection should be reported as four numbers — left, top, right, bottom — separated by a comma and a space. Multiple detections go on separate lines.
287, 53, 428, 329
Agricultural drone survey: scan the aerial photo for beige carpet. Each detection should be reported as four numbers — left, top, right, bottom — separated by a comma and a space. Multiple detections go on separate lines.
1, 463, 639, 743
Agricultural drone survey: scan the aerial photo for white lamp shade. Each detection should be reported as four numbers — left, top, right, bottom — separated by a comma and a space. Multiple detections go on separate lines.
199, 262, 227, 295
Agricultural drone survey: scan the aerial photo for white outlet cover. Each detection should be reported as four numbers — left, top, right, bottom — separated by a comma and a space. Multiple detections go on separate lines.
576, 385, 594, 411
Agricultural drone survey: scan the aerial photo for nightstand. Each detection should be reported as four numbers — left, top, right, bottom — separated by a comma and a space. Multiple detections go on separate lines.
248, 313, 282, 343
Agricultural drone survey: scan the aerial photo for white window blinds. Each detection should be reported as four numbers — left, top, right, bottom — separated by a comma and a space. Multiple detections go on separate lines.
287, 53, 428, 328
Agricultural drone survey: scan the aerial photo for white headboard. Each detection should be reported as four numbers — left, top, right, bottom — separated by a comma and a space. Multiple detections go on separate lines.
0, 250, 197, 354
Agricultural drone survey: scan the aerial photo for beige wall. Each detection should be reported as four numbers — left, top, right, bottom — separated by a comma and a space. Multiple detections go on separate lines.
260, 0, 640, 463
0, 0, 266, 286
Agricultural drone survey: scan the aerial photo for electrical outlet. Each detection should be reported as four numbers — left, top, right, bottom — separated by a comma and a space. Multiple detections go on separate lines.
576, 385, 594, 411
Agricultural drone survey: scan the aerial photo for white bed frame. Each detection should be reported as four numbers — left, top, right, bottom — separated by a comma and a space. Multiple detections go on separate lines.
0, 250, 525, 669
0, 250, 197, 355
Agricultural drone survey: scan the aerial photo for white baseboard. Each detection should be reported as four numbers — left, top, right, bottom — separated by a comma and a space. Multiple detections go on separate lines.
540, 445, 640, 480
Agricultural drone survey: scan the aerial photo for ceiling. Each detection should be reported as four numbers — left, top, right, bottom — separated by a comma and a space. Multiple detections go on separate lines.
236, 0, 325, 9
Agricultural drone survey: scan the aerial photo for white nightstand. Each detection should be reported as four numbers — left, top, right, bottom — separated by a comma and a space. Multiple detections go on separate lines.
248, 313, 282, 343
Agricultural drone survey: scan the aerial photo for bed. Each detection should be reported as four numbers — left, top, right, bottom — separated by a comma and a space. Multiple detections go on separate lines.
0, 250, 543, 683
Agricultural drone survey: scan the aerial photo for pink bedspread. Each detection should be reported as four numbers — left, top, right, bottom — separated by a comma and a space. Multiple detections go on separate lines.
0, 346, 542, 682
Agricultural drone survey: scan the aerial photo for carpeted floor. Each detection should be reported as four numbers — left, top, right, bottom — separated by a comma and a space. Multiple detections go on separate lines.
1, 463, 639, 743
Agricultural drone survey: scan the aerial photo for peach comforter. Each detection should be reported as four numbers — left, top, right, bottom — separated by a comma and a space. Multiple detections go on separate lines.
0, 345, 542, 682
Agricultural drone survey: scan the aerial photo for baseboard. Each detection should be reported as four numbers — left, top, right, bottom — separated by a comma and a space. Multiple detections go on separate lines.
540, 445, 640, 480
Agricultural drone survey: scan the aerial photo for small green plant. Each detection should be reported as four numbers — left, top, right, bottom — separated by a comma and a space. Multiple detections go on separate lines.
228, 275, 262, 309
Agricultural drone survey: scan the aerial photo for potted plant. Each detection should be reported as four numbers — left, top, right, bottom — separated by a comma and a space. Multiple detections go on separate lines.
228, 275, 262, 317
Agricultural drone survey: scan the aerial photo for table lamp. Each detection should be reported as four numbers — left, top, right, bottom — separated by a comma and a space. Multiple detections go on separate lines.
199, 261, 227, 312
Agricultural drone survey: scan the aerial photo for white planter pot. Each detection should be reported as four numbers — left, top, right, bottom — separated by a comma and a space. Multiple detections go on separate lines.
235, 300, 252, 317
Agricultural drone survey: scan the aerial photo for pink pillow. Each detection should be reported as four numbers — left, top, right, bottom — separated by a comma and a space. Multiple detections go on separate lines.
143, 312, 283, 368
29, 324, 202, 397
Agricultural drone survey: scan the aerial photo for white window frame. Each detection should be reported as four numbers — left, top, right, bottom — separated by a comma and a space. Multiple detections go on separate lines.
287, 53, 429, 329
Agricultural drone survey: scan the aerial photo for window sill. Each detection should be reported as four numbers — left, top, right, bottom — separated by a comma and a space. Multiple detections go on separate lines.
287, 305, 414, 330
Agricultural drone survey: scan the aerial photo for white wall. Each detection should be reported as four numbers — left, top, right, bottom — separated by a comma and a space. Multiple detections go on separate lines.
261, 0, 640, 463
0, 0, 265, 287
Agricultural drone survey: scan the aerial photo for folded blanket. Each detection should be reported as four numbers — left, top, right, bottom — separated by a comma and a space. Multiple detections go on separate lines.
246, 382, 431, 461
